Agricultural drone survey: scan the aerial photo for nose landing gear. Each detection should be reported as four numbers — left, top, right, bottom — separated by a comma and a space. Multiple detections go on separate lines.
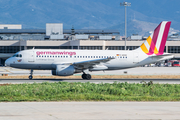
29, 69, 33, 80
29, 75, 33, 80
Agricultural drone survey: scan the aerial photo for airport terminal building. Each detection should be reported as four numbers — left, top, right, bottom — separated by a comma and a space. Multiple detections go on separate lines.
0, 23, 180, 65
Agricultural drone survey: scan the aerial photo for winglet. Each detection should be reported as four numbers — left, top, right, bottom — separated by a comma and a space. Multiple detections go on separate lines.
140, 21, 171, 55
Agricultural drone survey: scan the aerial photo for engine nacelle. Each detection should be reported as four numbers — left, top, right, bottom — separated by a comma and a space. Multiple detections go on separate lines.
52, 65, 75, 76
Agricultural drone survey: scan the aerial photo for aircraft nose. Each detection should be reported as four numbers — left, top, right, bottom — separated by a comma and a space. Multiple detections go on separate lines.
5, 58, 11, 67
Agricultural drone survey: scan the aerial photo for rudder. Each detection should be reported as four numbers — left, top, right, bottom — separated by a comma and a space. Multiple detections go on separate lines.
140, 21, 171, 55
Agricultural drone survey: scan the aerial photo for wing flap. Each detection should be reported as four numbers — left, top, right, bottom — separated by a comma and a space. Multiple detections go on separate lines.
73, 58, 113, 70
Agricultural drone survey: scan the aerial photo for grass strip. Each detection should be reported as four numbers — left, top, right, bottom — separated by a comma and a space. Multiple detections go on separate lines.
0, 82, 180, 102
2, 75, 180, 79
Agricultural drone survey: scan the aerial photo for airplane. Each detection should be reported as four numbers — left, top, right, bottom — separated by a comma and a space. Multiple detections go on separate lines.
5, 21, 174, 80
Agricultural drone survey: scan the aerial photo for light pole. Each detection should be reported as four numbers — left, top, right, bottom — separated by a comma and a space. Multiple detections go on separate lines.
120, 2, 131, 50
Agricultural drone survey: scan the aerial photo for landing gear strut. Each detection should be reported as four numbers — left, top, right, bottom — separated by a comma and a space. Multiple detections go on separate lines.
29, 69, 33, 80
82, 73, 91, 80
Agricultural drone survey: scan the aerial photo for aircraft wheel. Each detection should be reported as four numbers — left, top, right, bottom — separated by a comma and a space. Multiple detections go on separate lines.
86, 74, 91, 80
29, 75, 33, 80
82, 74, 86, 79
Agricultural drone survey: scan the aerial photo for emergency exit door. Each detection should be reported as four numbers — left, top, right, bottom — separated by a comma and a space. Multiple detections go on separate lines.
133, 53, 139, 63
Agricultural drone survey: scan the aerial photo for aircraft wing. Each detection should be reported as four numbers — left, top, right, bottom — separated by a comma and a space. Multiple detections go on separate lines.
72, 58, 113, 70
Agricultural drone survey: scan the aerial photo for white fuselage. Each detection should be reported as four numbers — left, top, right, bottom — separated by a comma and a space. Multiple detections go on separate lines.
4, 21, 173, 79
5, 49, 173, 71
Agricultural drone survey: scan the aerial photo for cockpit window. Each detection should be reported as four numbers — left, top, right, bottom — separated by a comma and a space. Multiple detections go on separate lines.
12, 54, 22, 58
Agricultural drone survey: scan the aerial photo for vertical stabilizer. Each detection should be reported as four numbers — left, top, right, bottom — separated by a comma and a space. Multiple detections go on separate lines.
139, 21, 171, 55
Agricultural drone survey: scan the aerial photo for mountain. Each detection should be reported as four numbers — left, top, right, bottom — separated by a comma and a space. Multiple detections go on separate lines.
0, 0, 180, 36
106, 19, 158, 37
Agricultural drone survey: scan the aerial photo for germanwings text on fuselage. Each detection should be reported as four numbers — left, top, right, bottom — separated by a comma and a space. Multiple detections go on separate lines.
36, 51, 76, 56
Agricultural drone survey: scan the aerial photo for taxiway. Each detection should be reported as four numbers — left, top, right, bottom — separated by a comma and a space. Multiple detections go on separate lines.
0, 102, 179, 120
0, 78, 180, 84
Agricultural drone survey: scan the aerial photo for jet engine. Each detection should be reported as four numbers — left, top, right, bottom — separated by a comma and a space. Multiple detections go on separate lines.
52, 65, 75, 76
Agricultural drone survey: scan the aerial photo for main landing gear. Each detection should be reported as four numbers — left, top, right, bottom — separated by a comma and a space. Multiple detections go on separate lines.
82, 73, 91, 80
29, 69, 33, 80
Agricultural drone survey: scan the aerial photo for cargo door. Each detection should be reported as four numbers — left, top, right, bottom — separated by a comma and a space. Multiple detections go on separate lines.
133, 52, 139, 63
28, 51, 35, 62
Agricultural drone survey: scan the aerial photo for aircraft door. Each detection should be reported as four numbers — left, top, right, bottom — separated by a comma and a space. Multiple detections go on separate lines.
28, 51, 35, 62
133, 52, 139, 63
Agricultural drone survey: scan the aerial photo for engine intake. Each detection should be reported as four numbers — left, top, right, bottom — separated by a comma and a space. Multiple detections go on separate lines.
52, 65, 75, 76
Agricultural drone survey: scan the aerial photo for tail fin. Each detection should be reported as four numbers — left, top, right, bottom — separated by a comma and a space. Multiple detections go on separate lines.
139, 21, 171, 55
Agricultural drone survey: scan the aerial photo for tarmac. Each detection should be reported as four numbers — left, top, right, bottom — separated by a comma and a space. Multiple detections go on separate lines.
1, 67, 180, 120
1, 66, 180, 76
0, 102, 180, 120
1, 78, 180, 84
